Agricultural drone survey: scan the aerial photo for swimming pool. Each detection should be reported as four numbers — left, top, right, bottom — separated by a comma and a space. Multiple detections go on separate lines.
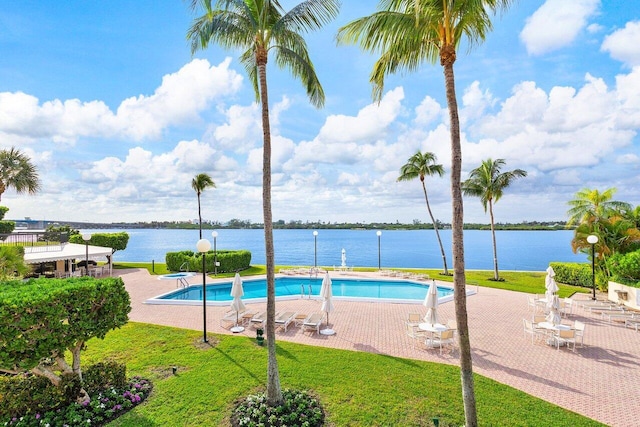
145, 276, 457, 306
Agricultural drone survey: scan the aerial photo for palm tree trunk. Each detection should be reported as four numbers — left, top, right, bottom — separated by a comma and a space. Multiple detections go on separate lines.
197, 193, 203, 239
422, 181, 449, 275
257, 55, 283, 406
488, 200, 499, 280
443, 50, 477, 427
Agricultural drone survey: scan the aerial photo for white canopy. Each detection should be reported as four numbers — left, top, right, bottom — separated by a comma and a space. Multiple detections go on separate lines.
23, 243, 112, 264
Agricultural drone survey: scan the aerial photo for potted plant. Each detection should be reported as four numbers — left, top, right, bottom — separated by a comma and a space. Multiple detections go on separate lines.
256, 328, 265, 345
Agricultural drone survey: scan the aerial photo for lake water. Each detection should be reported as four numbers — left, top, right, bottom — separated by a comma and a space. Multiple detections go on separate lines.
84, 228, 587, 272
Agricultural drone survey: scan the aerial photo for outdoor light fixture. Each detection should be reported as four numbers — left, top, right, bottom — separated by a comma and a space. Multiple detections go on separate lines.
211, 231, 218, 276
376, 231, 382, 270
587, 234, 599, 300
313, 231, 318, 268
196, 238, 211, 342
82, 233, 92, 276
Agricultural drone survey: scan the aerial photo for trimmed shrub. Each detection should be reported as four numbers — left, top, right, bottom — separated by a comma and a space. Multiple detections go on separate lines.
166, 250, 251, 273
82, 361, 127, 395
0, 373, 80, 418
549, 262, 592, 288
0, 221, 15, 235
607, 250, 640, 288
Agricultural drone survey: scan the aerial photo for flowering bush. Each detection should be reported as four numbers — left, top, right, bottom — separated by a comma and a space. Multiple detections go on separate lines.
0, 377, 152, 427
230, 388, 324, 427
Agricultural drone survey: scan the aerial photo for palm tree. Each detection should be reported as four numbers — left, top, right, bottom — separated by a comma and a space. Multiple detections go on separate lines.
397, 150, 449, 275
191, 173, 216, 239
188, 0, 339, 405
462, 158, 526, 281
0, 147, 41, 202
567, 188, 631, 229
337, 2, 515, 424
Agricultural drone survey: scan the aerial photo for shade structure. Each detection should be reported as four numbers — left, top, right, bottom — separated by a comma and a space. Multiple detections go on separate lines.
423, 280, 439, 326
545, 266, 559, 294
230, 273, 246, 333
544, 265, 561, 325
545, 294, 562, 325
320, 272, 335, 335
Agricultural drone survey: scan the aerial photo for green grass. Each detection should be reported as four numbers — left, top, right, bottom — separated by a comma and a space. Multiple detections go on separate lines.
113, 262, 589, 298
83, 323, 603, 426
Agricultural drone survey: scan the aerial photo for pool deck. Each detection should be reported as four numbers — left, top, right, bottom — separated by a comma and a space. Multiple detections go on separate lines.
117, 268, 640, 427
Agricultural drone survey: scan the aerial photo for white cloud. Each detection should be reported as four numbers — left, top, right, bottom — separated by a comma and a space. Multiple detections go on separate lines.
601, 21, 640, 67
616, 153, 640, 164
0, 58, 242, 145
520, 0, 600, 56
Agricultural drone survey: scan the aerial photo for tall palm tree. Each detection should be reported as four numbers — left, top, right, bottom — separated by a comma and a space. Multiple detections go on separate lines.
188, 0, 339, 405
462, 158, 526, 281
567, 188, 631, 229
0, 147, 41, 202
337, 2, 515, 424
397, 150, 449, 275
191, 173, 216, 239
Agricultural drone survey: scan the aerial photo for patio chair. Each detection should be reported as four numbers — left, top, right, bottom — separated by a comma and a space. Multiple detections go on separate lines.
574, 320, 586, 347
561, 298, 574, 317
407, 312, 422, 327
274, 311, 297, 332
302, 312, 324, 335
446, 319, 457, 331
405, 321, 427, 349
553, 328, 577, 352
523, 319, 544, 344
427, 328, 456, 355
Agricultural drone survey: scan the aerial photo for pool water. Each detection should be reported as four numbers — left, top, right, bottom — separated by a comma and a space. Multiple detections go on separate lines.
147, 277, 454, 305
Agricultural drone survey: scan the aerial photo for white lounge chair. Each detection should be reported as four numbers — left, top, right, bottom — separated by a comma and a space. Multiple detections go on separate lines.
302, 312, 323, 335
249, 311, 267, 328
274, 311, 297, 332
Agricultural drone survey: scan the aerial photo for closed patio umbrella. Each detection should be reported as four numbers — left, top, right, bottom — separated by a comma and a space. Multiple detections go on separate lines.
230, 272, 246, 333
544, 265, 561, 325
423, 280, 439, 326
320, 272, 335, 335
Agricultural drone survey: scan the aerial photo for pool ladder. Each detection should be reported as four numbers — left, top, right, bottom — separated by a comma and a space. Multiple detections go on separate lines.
177, 277, 190, 289
300, 283, 313, 299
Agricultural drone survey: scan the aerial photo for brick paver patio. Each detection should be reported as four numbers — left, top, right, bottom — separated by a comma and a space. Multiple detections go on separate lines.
116, 268, 640, 427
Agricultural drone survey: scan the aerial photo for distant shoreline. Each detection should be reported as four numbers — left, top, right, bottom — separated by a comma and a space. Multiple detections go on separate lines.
10, 219, 572, 232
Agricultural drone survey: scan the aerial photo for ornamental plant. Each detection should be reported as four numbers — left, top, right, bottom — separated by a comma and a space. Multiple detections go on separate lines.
230, 388, 324, 427
0, 277, 131, 401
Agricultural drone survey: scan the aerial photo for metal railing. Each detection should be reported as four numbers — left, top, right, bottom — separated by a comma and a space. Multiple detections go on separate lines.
0, 232, 70, 252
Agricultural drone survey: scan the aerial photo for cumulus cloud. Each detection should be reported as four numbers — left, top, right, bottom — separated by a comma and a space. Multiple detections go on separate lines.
601, 21, 640, 67
0, 58, 242, 145
520, 0, 600, 56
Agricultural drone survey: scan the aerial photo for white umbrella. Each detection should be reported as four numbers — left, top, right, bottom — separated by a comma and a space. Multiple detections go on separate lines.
546, 294, 562, 326
230, 273, 246, 333
423, 280, 439, 326
320, 272, 335, 335
545, 266, 559, 294
341, 248, 347, 268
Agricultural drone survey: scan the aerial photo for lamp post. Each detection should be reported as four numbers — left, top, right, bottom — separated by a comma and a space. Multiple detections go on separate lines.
196, 238, 211, 343
313, 231, 318, 268
82, 233, 92, 276
376, 231, 382, 270
211, 231, 218, 276
587, 234, 599, 300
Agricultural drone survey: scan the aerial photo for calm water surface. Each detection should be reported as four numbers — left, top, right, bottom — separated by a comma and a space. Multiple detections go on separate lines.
84, 228, 586, 271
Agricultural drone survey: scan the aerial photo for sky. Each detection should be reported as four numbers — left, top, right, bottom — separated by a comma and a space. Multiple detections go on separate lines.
0, 0, 639, 225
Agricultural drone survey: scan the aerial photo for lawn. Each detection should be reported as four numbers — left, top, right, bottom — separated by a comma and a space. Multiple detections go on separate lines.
113, 262, 589, 298
83, 323, 603, 426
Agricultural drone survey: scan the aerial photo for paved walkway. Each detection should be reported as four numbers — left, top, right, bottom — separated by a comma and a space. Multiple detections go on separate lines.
116, 268, 640, 427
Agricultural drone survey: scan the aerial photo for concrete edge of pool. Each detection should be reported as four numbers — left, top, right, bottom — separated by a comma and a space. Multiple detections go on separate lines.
143, 276, 475, 307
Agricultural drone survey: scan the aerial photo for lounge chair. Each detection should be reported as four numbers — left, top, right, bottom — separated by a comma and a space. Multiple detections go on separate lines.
626, 318, 640, 332
302, 312, 323, 335
274, 311, 297, 332
220, 309, 255, 328
249, 311, 267, 328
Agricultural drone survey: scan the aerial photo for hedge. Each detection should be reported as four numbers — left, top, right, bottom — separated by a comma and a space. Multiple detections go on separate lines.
549, 262, 593, 288
166, 249, 251, 273
607, 250, 640, 288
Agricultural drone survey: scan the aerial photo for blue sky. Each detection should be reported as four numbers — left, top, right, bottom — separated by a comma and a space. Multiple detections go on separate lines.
0, 0, 638, 225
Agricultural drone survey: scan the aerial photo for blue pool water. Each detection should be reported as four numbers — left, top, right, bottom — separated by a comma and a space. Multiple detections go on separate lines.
147, 277, 455, 305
